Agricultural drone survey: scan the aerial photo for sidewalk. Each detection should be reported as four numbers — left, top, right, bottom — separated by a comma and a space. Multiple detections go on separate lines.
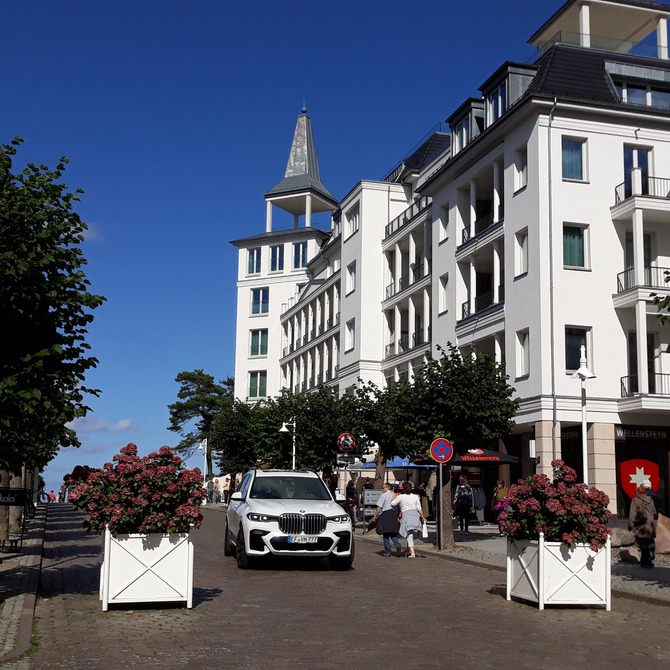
357, 519, 670, 606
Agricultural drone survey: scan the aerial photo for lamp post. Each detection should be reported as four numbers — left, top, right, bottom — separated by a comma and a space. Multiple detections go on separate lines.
571, 345, 595, 486
279, 418, 296, 470
198, 439, 208, 503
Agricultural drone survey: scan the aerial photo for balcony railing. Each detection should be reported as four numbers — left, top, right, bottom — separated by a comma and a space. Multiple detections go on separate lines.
617, 266, 670, 292
384, 196, 432, 239
386, 264, 428, 299
461, 285, 505, 319
621, 374, 670, 397
461, 206, 504, 244
536, 30, 666, 60
615, 176, 670, 205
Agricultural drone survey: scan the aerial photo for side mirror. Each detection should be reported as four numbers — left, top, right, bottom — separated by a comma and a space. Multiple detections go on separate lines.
230, 491, 243, 502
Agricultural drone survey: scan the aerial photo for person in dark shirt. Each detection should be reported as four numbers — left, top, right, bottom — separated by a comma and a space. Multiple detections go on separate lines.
642, 479, 664, 516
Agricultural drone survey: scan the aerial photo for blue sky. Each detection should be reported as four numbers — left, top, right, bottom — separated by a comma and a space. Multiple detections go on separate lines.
2, 0, 590, 491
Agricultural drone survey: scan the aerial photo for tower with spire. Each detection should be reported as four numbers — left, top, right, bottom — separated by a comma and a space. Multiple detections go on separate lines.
231, 108, 338, 402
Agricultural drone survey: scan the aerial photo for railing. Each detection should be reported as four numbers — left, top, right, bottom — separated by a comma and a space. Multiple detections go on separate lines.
536, 30, 665, 60
461, 284, 505, 320
615, 176, 670, 205
621, 374, 670, 397
386, 265, 428, 300
461, 206, 504, 244
384, 196, 432, 239
617, 266, 670, 292
385, 329, 430, 359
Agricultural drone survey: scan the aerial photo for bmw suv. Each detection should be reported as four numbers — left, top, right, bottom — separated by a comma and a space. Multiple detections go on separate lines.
224, 468, 354, 570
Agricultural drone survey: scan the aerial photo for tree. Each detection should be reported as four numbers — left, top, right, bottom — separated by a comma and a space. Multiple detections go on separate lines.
167, 370, 234, 477
0, 138, 104, 539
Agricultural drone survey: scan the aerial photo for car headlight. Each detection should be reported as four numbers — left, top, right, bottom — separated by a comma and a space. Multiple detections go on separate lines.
246, 512, 278, 522
327, 514, 350, 523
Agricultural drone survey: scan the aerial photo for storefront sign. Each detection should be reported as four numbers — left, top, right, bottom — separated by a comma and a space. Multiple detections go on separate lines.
619, 459, 659, 499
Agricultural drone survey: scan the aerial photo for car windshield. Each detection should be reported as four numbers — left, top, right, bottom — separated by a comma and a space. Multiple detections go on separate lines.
249, 476, 332, 501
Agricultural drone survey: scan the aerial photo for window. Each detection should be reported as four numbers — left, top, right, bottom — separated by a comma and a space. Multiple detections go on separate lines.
251, 287, 269, 315
439, 273, 449, 313
486, 82, 507, 125
563, 224, 588, 269
293, 241, 307, 269
345, 205, 360, 238
346, 261, 356, 294
270, 245, 284, 272
453, 118, 470, 153
562, 137, 586, 181
248, 248, 261, 274
250, 329, 268, 357
515, 229, 528, 276
624, 145, 650, 198
516, 330, 530, 378
248, 371, 267, 398
515, 146, 528, 191
439, 205, 449, 242
565, 327, 589, 371
345, 319, 355, 351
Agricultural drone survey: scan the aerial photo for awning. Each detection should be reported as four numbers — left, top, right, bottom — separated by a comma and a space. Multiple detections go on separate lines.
449, 448, 518, 465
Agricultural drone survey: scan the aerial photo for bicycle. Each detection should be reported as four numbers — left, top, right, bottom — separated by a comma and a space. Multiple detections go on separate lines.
24, 488, 49, 519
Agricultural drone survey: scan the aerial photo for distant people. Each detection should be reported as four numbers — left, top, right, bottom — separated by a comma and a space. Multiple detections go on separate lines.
223, 477, 231, 505
492, 478, 509, 535
363, 477, 374, 490
372, 483, 402, 556
206, 477, 214, 503
391, 481, 425, 559
48, 490, 56, 504
643, 479, 665, 516
345, 479, 358, 525
628, 483, 658, 569
453, 475, 474, 536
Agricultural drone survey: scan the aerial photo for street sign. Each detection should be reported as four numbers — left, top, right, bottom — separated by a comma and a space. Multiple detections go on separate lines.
338, 433, 356, 451
430, 438, 453, 463
337, 454, 355, 466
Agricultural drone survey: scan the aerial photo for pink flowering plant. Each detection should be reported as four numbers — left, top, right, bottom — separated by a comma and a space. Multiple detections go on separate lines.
498, 459, 611, 551
69, 443, 204, 534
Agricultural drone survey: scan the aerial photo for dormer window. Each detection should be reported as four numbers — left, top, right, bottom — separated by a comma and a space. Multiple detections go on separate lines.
486, 82, 507, 125
454, 118, 469, 153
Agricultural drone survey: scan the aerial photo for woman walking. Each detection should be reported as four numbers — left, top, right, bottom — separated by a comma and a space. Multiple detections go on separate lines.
391, 481, 426, 559
453, 475, 474, 535
372, 483, 402, 556
492, 478, 508, 536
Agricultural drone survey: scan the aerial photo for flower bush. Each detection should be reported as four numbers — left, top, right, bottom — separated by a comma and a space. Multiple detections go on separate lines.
69, 443, 204, 534
498, 459, 611, 551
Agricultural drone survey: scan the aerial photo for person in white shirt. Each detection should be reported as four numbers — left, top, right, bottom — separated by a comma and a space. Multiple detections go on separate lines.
372, 483, 402, 556
391, 481, 426, 559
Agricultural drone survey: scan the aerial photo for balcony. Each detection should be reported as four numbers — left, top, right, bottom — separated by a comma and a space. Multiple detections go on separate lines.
384, 196, 431, 239
384, 329, 431, 359
621, 374, 670, 397
617, 266, 670, 293
385, 265, 429, 300
461, 206, 504, 245
461, 284, 505, 320
615, 176, 670, 206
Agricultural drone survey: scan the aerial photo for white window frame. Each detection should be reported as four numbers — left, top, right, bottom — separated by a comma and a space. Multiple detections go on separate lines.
249, 329, 268, 357
345, 205, 360, 239
563, 222, 590, 270
516, 329, 530, 378
346, 261, 356, 294
345, 319, 355, 352
251, 287, 269, 315
439, 273, 449, 313
293, 241, 308, 269
439, 205, 449, 243
248, 248, 261, 275
270, 244, 284, 272
565, 326, 592, 373
515, 146, 528, 192
248, 370, 267, 399
561, 136, 588, 182
486, 81, 507, 126
515, 228, 528, 277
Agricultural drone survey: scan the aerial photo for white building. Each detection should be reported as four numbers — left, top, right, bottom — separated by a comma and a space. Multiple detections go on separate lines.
233, 0, 670, 516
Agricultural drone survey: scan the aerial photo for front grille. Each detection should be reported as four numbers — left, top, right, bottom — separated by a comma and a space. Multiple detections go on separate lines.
278, 513, 327, 535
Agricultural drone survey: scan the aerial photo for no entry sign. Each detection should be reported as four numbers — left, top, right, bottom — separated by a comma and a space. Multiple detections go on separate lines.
430, 438, 453, 463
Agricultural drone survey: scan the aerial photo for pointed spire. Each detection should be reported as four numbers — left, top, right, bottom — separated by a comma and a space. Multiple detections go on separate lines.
265, 108, 336, 205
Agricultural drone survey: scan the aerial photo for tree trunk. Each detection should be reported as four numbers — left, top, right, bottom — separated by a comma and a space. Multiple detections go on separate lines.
438, 466, 456, 550
373, 453, 386, 489
9, 467, 23, 532
0, 463, 9, 542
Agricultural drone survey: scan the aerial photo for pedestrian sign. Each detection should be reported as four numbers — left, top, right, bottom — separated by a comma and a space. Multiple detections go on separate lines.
430, 438, 453, 463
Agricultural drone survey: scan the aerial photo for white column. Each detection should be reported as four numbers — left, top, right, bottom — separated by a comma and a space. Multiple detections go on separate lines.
658, 17, 668, 60
305, 193, 312, 228
394, 243, 402, 294
409, 233, 417, 284
469, 180, 476, 239
493, 240, 501, 303
633, 208, 645, 289
494, 333, 503, 364
636, 301, 649, 394
579, 2, 591, 48
266, 201, 273, 233
492, 161, 501, 223
423, 219, 431, 276
408, 296, 416, 348
394, 305, 401, 355
423, 287, 430, 343
469, 256, 476, 315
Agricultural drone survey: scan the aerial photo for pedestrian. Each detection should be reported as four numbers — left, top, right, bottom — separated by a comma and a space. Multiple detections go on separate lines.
492, 478, 508, 535
372, 483, 402, 556
223, 476, 231, 505
642, 479, 665, 516
628, 483, 658, 569
453, 475, 474, 535
48, 490, 56, 504
345, 479, 358, 526
391, 481, 426, 559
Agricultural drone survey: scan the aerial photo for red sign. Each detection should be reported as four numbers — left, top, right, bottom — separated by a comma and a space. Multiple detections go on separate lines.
430, 438, 453, 463
619, 458, 660, 499
338, 433, 355, 451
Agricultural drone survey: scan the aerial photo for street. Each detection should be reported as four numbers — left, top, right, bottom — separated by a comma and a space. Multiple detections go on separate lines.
12, 505, 670, 669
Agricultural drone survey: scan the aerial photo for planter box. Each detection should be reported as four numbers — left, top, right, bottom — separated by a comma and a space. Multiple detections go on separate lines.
506, 532, 611, 610
100, 529, 194, 611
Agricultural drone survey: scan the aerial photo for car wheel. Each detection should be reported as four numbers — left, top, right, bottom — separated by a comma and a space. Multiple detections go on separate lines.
223, 518, 233, 557
328, 539, 355, 571
236, 528, 254, 569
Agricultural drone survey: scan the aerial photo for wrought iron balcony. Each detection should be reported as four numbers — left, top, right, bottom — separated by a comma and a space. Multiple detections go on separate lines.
461, 284, 505, 319
615, 176, 670, 205
617, 266, 670, 292
621, 374, 670, 397
384, 196, 432, 239
461, 206, 504, 245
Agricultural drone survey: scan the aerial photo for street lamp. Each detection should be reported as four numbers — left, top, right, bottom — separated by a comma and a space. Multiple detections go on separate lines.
197, 439, 208, 503
279, 418, 296, 470
571, 345, 595, 486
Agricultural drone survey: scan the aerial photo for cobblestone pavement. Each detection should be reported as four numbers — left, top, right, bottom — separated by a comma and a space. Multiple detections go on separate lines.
1, 505, 670, 669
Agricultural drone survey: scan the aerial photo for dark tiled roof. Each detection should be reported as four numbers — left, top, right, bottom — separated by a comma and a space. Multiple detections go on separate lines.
404, 132, 451, 171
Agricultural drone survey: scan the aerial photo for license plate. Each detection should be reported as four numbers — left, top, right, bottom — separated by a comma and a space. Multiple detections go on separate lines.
287, 535, 318, 544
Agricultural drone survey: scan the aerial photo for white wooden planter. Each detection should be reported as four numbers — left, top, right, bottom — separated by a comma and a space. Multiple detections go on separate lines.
100, 528, 194, 611
506, 532, 611, 610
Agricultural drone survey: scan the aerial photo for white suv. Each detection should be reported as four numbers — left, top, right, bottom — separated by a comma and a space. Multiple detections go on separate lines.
224, 469, 354, 570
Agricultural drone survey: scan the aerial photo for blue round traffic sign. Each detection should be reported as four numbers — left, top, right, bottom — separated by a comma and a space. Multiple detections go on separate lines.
430, 438, 453, 463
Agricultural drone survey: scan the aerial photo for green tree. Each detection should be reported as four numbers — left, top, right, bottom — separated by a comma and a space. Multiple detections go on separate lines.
0, 138, 104, 471
167, 370, 234, 478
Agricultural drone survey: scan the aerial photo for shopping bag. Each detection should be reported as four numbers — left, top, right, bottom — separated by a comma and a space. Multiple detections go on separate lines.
421, 520, 428, 539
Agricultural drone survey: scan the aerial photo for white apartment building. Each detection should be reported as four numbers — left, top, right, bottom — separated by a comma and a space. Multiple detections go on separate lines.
233, 0, 670, 516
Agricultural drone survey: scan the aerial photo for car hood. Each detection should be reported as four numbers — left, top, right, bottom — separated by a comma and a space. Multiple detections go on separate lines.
247, 499, 344, 516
